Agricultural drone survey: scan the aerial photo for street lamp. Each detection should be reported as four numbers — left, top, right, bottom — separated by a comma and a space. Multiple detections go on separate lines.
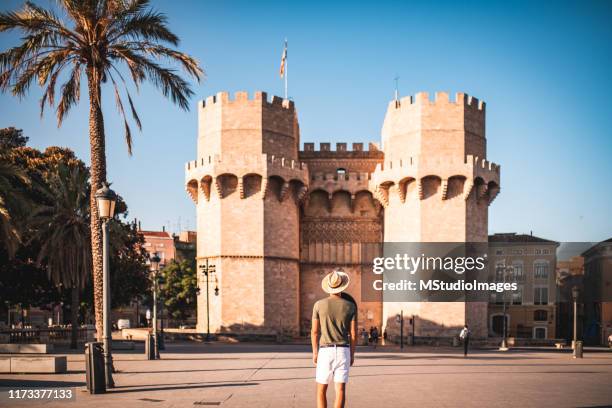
499, 264, 514, 351
199, 259, 217, 341
572, 286, 580, 348
95, 182, 117, 388
150, 254, 161, 359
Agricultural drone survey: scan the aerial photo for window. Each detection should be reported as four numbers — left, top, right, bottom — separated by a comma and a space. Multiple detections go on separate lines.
534, 287, 548, 305
534, 262, 549, 279
512, 288, 522, 305
512, 262, 524, 282
534, 310, 548, 321
336, 168, 347, 180
495, 263, 505, 282
495, 249, 503, 256
534, 327, 547, 339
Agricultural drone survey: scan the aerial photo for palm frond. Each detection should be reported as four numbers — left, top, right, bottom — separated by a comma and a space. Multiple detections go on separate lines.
56, 62, 82, 126
111, 8, 179, 45
110, 73, 133, 154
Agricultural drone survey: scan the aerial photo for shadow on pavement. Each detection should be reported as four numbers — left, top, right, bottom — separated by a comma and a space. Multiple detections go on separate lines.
108, 381, 258, 394
0, 379, 86, 388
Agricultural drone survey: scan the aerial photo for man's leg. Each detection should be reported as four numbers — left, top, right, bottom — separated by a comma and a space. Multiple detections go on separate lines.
317, 383, 328, 408
334, 382, 346, 408
464, 339, 468, 356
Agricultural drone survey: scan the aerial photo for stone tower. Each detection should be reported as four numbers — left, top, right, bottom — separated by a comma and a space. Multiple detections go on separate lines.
185, 91, 308, 336
186, 89, 500, 341
371, 92, 500, 338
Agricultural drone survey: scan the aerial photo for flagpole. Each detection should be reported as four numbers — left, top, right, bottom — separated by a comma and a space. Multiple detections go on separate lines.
284, 39, 288, 99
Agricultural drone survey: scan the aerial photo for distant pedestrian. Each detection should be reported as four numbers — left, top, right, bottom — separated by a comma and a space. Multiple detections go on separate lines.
361, 328, 368, 346
371, 326, 379, 349
459, 325, 470, 357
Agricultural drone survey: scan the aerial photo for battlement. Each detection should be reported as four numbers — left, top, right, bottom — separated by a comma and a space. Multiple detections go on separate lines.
200, 91, 295, 111
310, 171, 370, 182
374, 155, 500, 173
185, 153, 307, 172
388, 91, 485, 112
299, 142, 384, 161
302, 142, 380, 152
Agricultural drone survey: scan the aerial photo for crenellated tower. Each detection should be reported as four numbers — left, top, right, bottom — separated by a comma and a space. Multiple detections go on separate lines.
372, 92, 500, 338
185, 89, 501, 341
185, 91, 308, 336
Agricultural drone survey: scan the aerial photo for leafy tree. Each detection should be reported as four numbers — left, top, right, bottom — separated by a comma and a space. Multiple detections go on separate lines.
28, 164, 91, 348
160, 259, 197, 324
0, 155, 30, 257
109, 216, 150, 309
1, 0, 203, 339
0, 127, 28, 149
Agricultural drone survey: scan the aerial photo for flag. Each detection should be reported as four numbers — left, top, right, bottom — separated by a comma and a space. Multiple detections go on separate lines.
279, 40, 287, 78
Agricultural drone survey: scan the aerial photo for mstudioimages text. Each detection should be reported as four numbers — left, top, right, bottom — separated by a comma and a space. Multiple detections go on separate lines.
372, 279, 518, 293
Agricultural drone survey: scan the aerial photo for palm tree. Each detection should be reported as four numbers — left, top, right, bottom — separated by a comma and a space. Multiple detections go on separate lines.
0, 155, 30, 258
29, 164, 91, 349
0, 1, 203, 338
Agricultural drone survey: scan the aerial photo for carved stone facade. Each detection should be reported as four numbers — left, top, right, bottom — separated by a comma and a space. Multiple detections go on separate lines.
185, 90, 500, 339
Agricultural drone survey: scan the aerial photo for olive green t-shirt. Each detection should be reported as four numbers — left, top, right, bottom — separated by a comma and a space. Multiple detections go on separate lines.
312, 296, 357, 346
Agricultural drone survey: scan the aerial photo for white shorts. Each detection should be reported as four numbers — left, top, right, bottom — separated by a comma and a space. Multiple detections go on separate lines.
316, 346, 350, 384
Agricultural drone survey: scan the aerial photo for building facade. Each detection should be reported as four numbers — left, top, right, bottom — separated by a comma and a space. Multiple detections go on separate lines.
582, 239, 612, 345
488, 233, 559, 339
185, 91, 500, 339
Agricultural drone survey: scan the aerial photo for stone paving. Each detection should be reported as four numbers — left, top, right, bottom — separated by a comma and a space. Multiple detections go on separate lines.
1, 343, 612, 407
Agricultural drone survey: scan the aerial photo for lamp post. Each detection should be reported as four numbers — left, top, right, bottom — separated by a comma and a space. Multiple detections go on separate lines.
572, 285, 580, 348
199, 259, 217, 341
4, 301, 10, 327
158, 273, 166, 350
499, 264, 514, 351
95, 182, 117, 388
150, 254, 161, 359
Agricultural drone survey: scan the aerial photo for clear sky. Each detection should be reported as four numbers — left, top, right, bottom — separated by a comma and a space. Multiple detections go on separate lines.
1, 0, 611, 242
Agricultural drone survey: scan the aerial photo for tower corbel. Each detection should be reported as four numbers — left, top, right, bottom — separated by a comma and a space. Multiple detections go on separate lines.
296, 185, 308, 203
279, 181, 290, 202
238, 176, 245, 199
261, 177, 268, 199
214, 177, 223, 199
477, 183, 489, 201
463, 179, 474, 201
441, 178, 449, 200
397, 184, 406, 203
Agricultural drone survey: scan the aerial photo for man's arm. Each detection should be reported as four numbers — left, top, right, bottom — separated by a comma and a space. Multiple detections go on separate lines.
311, 318, 320, 365
350, 319, 357, 366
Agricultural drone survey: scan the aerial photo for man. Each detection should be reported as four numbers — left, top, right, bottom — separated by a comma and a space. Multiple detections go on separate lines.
459, 324, 470, 357
371, 326, 379, 349
311, 270, 357, 408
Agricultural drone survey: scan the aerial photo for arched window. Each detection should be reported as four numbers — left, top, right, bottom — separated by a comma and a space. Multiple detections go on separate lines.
336, 168, 347, 180
534, 310, 548, 321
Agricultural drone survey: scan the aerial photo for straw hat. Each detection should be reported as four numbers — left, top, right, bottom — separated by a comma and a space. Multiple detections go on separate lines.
321, 270, 350, 294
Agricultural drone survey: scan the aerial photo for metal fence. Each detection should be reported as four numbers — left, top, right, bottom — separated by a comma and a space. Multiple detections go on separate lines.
0, 326, 96, 344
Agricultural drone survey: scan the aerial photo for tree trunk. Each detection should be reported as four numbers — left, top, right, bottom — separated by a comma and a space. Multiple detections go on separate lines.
70, 285, 79, 349
86, 67, 107, 341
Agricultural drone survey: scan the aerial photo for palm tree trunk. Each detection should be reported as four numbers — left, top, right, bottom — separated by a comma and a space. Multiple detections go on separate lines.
70, 285, 79, 349
86, 67, 107, 342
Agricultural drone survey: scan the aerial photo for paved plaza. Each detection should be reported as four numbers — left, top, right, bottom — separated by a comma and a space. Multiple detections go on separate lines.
1, 343, 612, 407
